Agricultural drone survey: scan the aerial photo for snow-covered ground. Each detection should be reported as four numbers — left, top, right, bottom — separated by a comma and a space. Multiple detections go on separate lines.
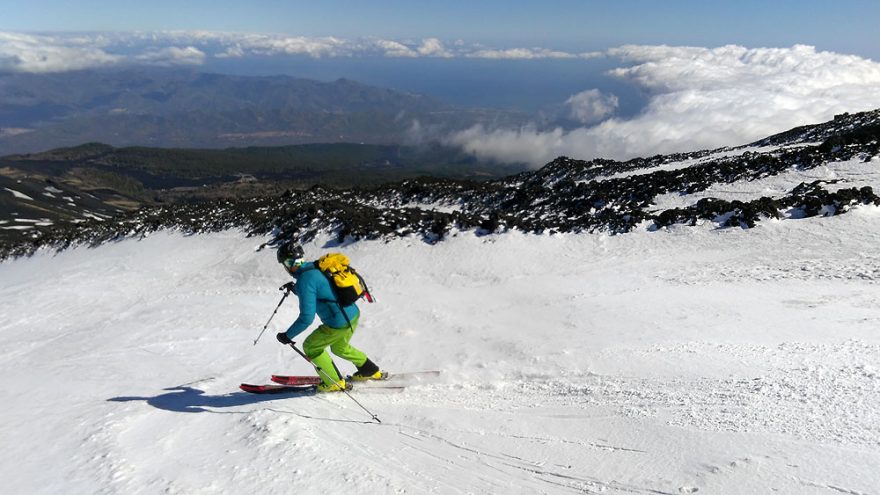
1, 206, 879, 494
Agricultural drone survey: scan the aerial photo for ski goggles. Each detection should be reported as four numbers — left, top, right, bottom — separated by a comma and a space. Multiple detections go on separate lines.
282, 257, 305, 270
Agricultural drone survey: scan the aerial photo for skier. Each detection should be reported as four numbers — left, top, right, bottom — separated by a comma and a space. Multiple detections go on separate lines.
274, 241, 384, 392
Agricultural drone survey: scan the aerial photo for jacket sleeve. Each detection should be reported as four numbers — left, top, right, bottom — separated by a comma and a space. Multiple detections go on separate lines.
285, 276, 317, 339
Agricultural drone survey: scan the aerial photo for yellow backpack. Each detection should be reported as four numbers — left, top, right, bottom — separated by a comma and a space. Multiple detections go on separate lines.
316, 253, 374, 306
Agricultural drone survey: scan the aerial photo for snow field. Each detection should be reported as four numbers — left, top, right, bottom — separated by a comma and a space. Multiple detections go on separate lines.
1, 207, 879, 494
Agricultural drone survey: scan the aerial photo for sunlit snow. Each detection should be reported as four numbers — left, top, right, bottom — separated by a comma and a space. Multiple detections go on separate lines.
1, 206, 878, 494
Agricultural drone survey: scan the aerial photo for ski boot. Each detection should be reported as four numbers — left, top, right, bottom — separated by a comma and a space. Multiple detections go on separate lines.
351, 370, 388, 381
350, 358, 387, 381
316, 379, 351, 393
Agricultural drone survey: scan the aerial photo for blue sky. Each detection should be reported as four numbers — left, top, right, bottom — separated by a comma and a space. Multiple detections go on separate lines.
1, 0, 878, 58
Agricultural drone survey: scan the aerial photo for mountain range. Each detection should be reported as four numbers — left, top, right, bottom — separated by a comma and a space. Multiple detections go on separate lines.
2, 108, 877, 259
0, 69, 528, 154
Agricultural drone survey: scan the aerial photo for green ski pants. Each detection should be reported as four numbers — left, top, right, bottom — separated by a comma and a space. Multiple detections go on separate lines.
302, 315, 366, 385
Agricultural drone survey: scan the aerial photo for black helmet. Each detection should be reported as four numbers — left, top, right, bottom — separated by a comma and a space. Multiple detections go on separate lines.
276, 241, 305, 264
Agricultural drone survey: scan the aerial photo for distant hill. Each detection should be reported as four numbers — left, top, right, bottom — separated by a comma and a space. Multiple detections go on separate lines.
0, 141, 526, 245
0, 69, 527, 154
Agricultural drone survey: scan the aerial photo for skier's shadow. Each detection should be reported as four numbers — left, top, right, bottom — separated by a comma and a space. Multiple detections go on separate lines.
108, 386, 312, 413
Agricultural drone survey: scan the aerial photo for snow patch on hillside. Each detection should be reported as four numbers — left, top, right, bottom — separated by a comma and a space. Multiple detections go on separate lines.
3, 187, 33, 200
652, 156, 880, 211
599, 145, 790, 183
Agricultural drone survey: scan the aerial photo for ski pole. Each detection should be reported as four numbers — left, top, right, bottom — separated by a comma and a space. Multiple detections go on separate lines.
288, 343, 382, 424
253, 287, 291, 346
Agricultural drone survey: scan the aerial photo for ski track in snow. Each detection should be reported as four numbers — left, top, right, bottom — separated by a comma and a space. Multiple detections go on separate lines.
1, 206, 880, 494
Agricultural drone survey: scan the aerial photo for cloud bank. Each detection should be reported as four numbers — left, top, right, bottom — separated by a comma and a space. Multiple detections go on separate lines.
449, 44, 880, 166
0, 32, 122, 73
0, 30, 602, 73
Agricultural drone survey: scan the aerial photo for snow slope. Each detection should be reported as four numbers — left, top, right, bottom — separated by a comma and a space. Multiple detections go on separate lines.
1, 208, 880, 494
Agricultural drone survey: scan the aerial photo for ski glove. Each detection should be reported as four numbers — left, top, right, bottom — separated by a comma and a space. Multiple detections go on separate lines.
279, 282, 296, 293
276, 332, 293, 345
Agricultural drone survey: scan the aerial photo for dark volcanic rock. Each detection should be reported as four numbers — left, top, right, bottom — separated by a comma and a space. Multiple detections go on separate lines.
2, 109, 879, 259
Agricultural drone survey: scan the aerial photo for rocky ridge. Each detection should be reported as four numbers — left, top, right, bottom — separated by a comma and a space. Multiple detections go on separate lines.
2, 110, 878, 259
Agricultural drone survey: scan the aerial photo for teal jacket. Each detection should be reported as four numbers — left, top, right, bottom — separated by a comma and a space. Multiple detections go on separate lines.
284, 262, 360, 339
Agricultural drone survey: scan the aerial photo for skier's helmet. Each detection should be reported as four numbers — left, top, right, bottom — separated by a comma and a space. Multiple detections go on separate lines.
276, 241, 305, 270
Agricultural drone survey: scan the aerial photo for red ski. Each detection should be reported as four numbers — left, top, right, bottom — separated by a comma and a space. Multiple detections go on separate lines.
271, 370, 439, 386
271, 375, 321, 386
239, 383, 316, 394
240, 381, 403, 394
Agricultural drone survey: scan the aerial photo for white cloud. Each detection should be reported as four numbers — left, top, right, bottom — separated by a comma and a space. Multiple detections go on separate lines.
216, 44, 245, 58
243, 35, 350, 58
374, 39, 418, 58
0, 32, 121, 73
450, 44, 880, 167
0, 30, 601, 68
417, 38, 453, 58
565, 89, 619, 124
577, 51, 605, 60
135, 46, 206, 66
466, 47, 577, 60
447, 125, 567, 165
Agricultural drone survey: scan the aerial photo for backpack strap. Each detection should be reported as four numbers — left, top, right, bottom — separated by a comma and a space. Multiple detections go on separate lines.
352, 268, 374, 303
